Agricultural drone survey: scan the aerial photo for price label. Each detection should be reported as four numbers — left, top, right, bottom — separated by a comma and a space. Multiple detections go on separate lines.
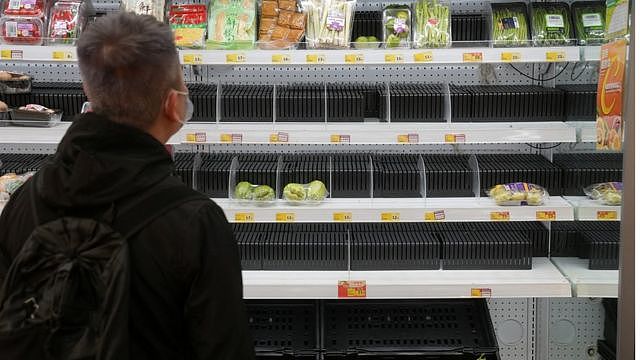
338, 280, 367, 298
269, 132, 289, 143
501, 52, 521, 61
235, 212, 255, 222
546, 51, 566, 61
345, 53, 364, 63
226, 53, 246, 63
1, 49, 21, 59
306, 54, 326, 63
272, 54, 291, 64
463, 52, 483, 62
397, 134, 419, 144
490, 211, 510, 221
183, 53, 203, 64
52, 50, 73, 60
536, 210, 557, 221
425, 210, 446, 221
471, 288, 492, 298
220, 133, 242, 143
444, 133, 466, 143
276, 212, 296, 222
596, 210, 618, 220
381, 212, 400, 222
185, 132, 207, 143
333, 212, 352, 222
414, 52, 434, 62
330, 134, 351, 143
385, 53, 404, 63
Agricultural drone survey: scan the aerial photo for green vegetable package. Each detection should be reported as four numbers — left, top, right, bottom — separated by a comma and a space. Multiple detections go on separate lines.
233, 181, 276, 202
414, 0, 451, 48
382, 5, 412, 48
302, 0, 356, 49
572, 1, 605, 45
207, 0, 257, 49
491, 2, 530, 47
531, 2, 573, 46
283, 180, 328, 203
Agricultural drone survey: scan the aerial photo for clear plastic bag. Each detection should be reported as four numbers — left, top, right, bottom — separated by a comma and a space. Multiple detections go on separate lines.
232, 181, 277, 205
531, 2, 572, 47
413, 0, 451, 48
491, 2, 530, 47
584, 182, 622, 206
302, 0, 356, 49
571, 1, 605, 45
282, 180, 328, 205
487, 182, 549, 206
258, 0, 305, 49
382, 5, 411, 48
121, 0, 167, 22
206, 0, 257, 50
47, 0, 85, 45
0, 16, 43, 45
2, 0, 45, 18
169, 4, 207, 49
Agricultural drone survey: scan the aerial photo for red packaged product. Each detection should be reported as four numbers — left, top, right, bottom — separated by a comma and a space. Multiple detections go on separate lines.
2, 0, 45, 18
0, 16, 43, 44
48, 0, 84, 44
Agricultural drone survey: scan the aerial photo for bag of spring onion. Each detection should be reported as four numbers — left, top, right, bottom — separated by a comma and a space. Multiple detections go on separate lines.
302, 0, 356, 49
571, 1, 605, 45
491, 2, 530, 47
414, 0, 451, 48
531, 2, 573, 46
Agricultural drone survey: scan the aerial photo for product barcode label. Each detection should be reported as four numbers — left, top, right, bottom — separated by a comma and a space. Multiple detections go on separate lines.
425, 210, 445, 221
8, 0, 20, 10
5, 21, 17, 38
501, 17, 519, 29
545, 14, 565, 28
582, 13, 602, 27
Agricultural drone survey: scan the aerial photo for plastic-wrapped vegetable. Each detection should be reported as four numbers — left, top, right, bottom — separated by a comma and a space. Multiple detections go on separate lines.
233, 181, 276, 202
382, 5, 411, 48
48, 0, 86, 45
488, 182, 548, 206
414, 0, 451, 48
207, 0, 257, 49
2, 0, 45, 18
283, 180, 328, 204
584, 182, 622, 206
0, 16, 43, 45
531, 2, 572, 46
258, 0, 305, 49
121, 0, 167, 22
491, 2, 529, 47
302, 0, 356, 49
572, 1, 605, 45
170, 4, 207, 49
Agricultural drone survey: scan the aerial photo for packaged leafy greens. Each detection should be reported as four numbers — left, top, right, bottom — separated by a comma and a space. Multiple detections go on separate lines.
382, 5, 412, 48
491, 2, 530, 47
531, 2, 573, 46
414, 0, 451, 48
207, 0, 257, 49
572, 1, 605, 45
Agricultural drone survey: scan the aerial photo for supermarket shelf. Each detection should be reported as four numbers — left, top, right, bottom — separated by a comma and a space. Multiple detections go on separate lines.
564, 196, 621, 221
0, 45, 583, 64
581, 46, 602, 62
567, 121, 596, 143
553, 257, 619, 298
241, 258, 572, 299
0, 122, 577, 145
215, 197, 575, 223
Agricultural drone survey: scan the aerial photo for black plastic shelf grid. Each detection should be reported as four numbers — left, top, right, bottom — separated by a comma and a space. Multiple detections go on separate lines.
173, 152, 195, 188
553, 153, 623, 196
350, 231, 440, 270
372, 155, 422, 198
235, 154, 279, 192
451, 14, 488, 42
0, 82, 87, 122
326, 83, 386, 122
246, 300, 319, 359
195, 153, 234, 198
236, 231, 263, 270
331, 154, 371, 198
550, 221, 619, 257
351, 11, 383, 43
476, 154, 563, 196
280, 154, 331, 196
277, 84, 324, 122
440, 231, 532, 270
389, 83, 446, 122
262, 231, 348, 270
220, 84, 273, 122
422, 154, 474, 197
188, 83, 217, 122
323, 299, 499, 359
450, 85, 565, 122
0, 153, 48, 175
580, 231, 619, 270
557, 84, 597, 121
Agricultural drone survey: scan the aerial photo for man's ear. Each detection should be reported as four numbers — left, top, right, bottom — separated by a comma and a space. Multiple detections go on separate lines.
163, 90, 181, 124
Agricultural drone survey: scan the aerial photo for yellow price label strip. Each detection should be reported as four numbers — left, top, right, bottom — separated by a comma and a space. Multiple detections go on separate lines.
381, 212, 400, 222
596, 210, 618, 220
272, 54, 291, 64
546, 51, 566, 61
226, 53, 246, 63
234, 213, 255, 222
385, 53, 404, 63
414, 52, 433, 62
269, 132, 289, 143
536, 211, 557, 221
52, 51, 73, 60
0, 49, 10, 59
463, 52, 483, 62
330, 134, 351, 143
276, 212, 296, 222
490, 211, 510, 221
345, 53, 364, 63
444, 133, 466, 143
306, 54, 326, 64
220, 133, 242, 143
397, 134, 419, 143
333, 212, 352, 222
471, 288, 492, 298
501, 52, 521, 61
425, 210, 446, 221
1, 49, 21, 59
185, 132, 206, 143
183, 53, 203, 64
338, 280, 367, 298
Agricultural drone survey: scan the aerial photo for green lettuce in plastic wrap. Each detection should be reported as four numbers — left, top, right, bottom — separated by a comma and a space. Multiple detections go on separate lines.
207, 0, 256, 49
282, 180, 327, 203
283, 183, 306, 201
253, 185, 276, 201
234, 181, 253, 200
307, 180, 327, 200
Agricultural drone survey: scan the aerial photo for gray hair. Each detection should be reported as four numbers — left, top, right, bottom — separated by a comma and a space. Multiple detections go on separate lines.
77, 12, 180, 129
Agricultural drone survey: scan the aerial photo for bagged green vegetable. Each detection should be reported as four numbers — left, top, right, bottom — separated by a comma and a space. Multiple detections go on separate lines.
206, 0, 257, 50
414, 0, 451, 48
283, 180, 328, 204
491, 2, 530, 47
584, 182, 622, 206
302, 0, 356, 49
531, 2, 573, 46
572, 1, 605, 45
233, 181, 276, 202
382, 5, 412, 48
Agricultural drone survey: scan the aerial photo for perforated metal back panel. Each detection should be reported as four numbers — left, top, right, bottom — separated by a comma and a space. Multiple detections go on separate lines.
547, 298, 605, 360
487, 298, 535, 360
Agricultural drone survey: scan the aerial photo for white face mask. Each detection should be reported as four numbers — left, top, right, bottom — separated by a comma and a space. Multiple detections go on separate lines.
174, 90, 193, 124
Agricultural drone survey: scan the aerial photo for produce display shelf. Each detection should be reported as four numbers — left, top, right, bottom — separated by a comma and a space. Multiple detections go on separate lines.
241, 257, 571, 299
567, 121, 597, 143
553, 257, 619, 298
0, 45, 583, 64
0, 122, 578, 145
564, 196, 621, 221
215, 197, 575, 223
581, 46, 602, 62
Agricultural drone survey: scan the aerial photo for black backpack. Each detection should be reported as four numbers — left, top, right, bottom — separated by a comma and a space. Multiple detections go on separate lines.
0, 177, 202, 360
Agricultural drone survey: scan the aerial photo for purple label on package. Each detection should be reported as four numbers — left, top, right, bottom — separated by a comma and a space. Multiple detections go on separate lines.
17, 23, 34, 36
394, 18, 407, 33
326, 10, 345, 31
503, 182, 529, 193
19, 0, 35, 8
610, 182, 623, 190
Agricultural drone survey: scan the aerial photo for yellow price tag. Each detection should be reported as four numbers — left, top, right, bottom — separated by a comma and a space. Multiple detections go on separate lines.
414, 52, 433, 62
425, 210, 446, 221
269, 132, 289, 143
52, 51, 72, 60
306, 54, 326, 63
397, 134, 419, 144
1, 49, 21, 59
333, 212, 352, 222
546, 51, 566, 61
463, 52, 483, 62
220, 133, 242, 143
186, 132, 206, 142
385, 54, 404, 63
272, 54, 291, 63
183, 53, 203, 64
444, 133, 466, 143
226, 53, 246, 63
0, 49, 10, 59
345, 53, 364, 63
501, 52, 521, 61
490, 211, 510, 221
471, 288, 492, 298
381, 212, 400, 222
276, 212, 296, 222
235, 213, 255, 222
597, 210, 618, 220
330, 134, 350, 143
186, 133, 196, 142
536, 211, 557, 221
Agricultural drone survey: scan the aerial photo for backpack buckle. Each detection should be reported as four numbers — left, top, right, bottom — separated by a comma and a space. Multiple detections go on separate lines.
23, 297, 39, 320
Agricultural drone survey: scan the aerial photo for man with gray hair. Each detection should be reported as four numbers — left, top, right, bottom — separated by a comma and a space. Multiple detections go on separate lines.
0, 12, 255, 359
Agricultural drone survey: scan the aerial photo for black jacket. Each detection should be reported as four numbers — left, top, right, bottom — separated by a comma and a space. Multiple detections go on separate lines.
0, 114, 255, 360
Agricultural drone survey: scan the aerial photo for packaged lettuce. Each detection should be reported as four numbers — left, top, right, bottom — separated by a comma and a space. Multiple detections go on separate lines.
572, 1, 606, 45
414, 0, 451, 48
283, 180, 328, 204
531, 2, 573, 46
233, 181, 276, 203
584, 182, 622, 206
488, 182, 548, 206
491, 2, 530, 47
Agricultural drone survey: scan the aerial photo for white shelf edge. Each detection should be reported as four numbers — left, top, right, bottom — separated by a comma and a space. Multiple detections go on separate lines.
564, 196, 621, 221
552, 257, 619, 298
